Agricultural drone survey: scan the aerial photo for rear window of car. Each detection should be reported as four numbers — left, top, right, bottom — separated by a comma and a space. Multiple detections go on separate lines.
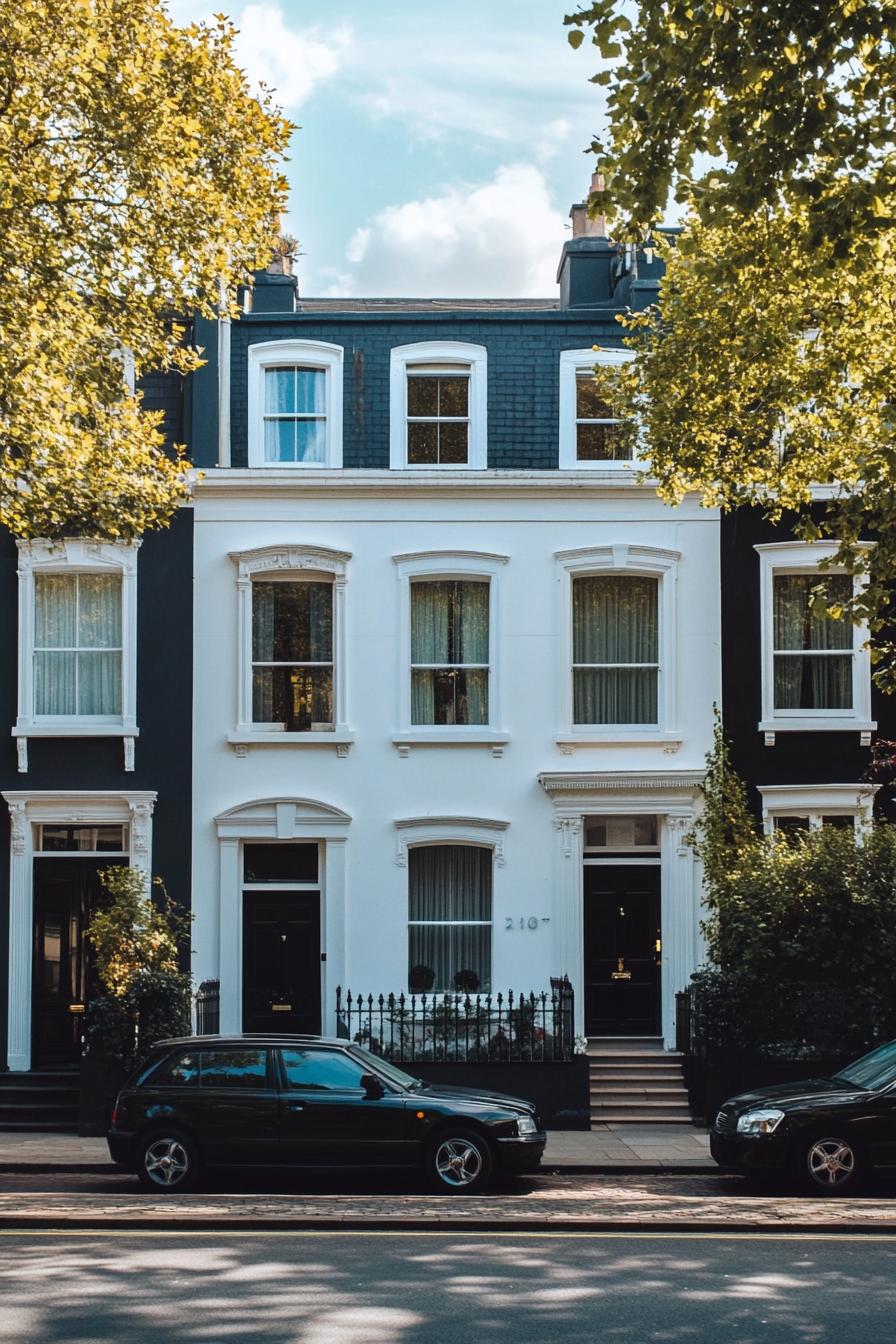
200, 1048, 269, 1088
143, 1051, 199, 1087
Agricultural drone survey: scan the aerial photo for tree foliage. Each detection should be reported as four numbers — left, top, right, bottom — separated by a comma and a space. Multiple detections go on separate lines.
0, 0, 292, 539
692, 726, 896, 1053
565, 1, 896, 243
86, 866, 193, 1068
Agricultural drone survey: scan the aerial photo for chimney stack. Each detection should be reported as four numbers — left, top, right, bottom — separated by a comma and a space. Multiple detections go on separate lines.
557, 169, 614, 308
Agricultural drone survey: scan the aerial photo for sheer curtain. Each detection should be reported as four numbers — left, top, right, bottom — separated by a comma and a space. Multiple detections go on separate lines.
773, 574, 852, 709
411, 580, 489, 724
34, 573, 121, 716
573, 575, 658, 724
408, 845, 492, 992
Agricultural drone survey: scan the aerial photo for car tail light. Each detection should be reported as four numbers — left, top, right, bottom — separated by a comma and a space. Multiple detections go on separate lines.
110, 1102, 119, 1128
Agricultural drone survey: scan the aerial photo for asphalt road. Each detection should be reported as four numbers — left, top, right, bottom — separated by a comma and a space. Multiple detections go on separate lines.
2, 1230, 896, 1343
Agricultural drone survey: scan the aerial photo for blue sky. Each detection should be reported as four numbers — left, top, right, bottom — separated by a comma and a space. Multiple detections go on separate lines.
168, 1, 607, 296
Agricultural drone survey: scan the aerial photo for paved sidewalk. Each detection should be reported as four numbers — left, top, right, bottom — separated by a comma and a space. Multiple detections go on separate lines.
0, 1174, 895, 1233
0, 1125, 714, 1172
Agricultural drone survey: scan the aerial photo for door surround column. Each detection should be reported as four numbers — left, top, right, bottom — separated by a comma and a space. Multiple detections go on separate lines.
2, 790, 156, 1072
538, 771, 703, 1047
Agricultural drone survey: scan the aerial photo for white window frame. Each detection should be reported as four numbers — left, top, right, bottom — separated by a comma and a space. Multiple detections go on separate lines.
559, 348, 635, 471
555, 544, 681, 748
392, 551, 509, 753
390, 342, 487, 470
247, 339, 343, 469
756, 542, 875, 737
758, 783, 878, 836
396, 816, 508, 995
13, 539, 140, 773
228, 545, 355, 755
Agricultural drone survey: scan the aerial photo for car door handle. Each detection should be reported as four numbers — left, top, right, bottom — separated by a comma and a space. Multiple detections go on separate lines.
287, 1102, 304, 1112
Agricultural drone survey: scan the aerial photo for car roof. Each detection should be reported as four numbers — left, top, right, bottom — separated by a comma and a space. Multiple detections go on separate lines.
152, 1034, 352, 1049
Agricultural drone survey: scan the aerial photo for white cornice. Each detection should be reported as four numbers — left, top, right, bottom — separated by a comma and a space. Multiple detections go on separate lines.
539, 771, 704, 795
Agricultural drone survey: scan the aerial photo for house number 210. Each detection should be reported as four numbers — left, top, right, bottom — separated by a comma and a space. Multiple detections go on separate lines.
505, 916, 549, 930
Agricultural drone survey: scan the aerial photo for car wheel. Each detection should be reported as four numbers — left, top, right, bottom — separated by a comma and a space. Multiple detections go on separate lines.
428, 1127, 492, 1194
798, 1133, 863, 1196
136, 1131, 200, 1194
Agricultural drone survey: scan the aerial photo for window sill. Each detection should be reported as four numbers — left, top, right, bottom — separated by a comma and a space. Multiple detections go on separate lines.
556, 732, 681, 756
227, 729, 355, 757
759, 719, 876, 746
12, 724, 138, 774
392, 731, 509, 758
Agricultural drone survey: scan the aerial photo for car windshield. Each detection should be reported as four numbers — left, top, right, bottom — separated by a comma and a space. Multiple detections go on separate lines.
833, 1040, 896, 1091
348, 1044, 420, 1090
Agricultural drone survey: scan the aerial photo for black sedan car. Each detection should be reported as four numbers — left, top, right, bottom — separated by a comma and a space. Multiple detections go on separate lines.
711, 1040, 896, 1193
108, 1034, 546, 1194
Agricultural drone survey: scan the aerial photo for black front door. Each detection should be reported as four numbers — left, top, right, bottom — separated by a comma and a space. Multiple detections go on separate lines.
242, 891, 321, 1034
583, 864, 661, 1036
32, 859, 104, 1067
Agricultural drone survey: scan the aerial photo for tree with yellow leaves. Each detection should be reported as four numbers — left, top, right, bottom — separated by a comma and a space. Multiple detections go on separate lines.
0, 0, 292, 539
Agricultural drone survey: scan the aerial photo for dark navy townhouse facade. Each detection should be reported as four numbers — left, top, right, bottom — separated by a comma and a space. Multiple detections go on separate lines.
1, 182, 890, 1103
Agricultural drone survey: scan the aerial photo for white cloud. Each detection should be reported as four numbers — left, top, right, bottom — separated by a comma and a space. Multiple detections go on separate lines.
535, 117, 575, 164
164, 3, 350, 109
323, 164, 567, 297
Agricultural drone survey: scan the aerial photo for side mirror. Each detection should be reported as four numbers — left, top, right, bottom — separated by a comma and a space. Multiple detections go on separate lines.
360, 1073, 385, 1099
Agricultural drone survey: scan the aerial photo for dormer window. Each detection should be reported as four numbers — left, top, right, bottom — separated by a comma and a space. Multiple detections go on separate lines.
559, 348, 634, 469
390, 342, 487, 469
247, 340, 343, 469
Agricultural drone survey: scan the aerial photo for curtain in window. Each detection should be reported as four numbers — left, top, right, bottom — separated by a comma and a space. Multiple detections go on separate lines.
410, 580, 489, 724
573, 575, 658, 724
34, 573, 121, 716
773, 574, 853, 709
252, 580, 334, 727
408, 844, 492, 992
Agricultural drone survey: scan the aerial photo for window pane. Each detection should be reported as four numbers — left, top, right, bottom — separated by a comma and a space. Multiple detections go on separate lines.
34, 651, 77, 715
265, 418, 295, 462
265, 367, 295, 413
437, 377, 469, 417
295, 418, 327, 463
252, 582, 333, 662
412, 668, 488, 725
252, 665, 334, 730
411, 580, 489, 665
77, 575, 121, 649
407, 422, 438, 464
574, 667, 658, 724
577, 422, 630, 461
200, 1049, 268, 1088
573, 576, 658, 664
408, 845, 491, 993
77, 651, 122, 715
438, 422, 469, 463
148, 1051, 200, 1087
773, 574, 853, 651
35, 574, 76, 648
576, 376, 613, 419
244, 843, 318, 884
773, 654, 852, 709
821, 815, 856, 830
39, 825, 127, 852
295, 368, 325, 414
774, 816, 811, 838
407, 375, 439, 417
280, 1048, 367, 1090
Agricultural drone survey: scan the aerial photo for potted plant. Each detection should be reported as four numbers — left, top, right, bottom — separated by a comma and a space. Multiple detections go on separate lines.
453, 969, 480, 993
409, 964, 436, 993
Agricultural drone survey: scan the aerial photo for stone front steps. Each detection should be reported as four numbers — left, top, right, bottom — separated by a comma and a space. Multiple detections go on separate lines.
588, 1036, 693, 1125
0, 1069, 79, 1132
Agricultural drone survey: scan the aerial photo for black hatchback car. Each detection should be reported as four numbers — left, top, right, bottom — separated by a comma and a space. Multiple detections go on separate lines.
108, 1034, 546, 1194
711, 1040, 896, 1193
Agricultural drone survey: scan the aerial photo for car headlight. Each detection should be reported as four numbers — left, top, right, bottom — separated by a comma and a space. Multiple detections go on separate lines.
516, 1115, 538, 1135
736, 1108, 785, 1136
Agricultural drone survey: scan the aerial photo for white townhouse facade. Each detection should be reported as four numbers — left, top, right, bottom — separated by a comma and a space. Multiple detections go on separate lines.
186, 209, 719, 1048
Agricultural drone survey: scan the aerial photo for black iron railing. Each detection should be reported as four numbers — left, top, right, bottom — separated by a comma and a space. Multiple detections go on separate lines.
336, 976, 574, 1064
675, 987, 694, 1056
195, 979, 220, 1035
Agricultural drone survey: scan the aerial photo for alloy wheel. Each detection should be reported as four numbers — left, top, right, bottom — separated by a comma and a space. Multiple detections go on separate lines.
143, 1137, 190, 1188
806, 1137, 856, 1189
434, 1136, 484, 1188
